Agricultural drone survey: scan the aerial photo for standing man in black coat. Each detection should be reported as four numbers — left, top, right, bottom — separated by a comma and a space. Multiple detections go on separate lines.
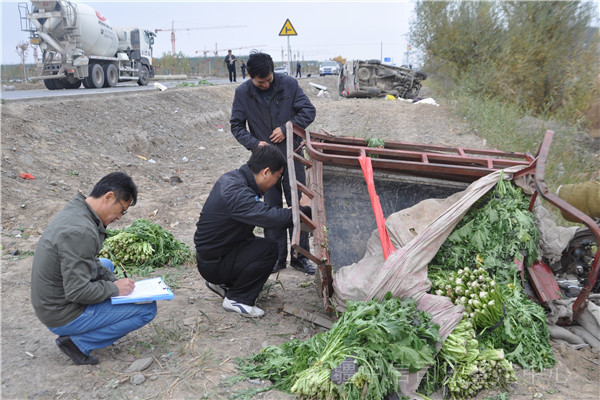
194, 146, 312, 318
224, 50, 237, 82
229, 51, 317, 275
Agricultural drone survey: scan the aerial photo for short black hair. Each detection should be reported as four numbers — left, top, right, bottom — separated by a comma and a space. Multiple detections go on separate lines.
247, 145, 286, 174
247, 51, 274, 78
89, 172, 138, 206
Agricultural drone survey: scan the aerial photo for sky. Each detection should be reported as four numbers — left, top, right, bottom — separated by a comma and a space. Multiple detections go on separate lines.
1, 0, 417, 66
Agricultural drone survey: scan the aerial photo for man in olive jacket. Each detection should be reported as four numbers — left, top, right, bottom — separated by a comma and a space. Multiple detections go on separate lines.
230, 51, 317, 275
31, 172, 157, 365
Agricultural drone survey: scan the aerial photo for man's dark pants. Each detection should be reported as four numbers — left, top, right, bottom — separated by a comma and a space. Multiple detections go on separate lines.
264, 158, 310, 265
228, 66, 236, 82
196, 237, 277, 305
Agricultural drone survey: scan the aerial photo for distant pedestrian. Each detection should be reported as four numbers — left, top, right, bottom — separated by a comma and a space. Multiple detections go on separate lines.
240, 61, 247, 79
225, 50, 237, 82
295, 61, 301, 78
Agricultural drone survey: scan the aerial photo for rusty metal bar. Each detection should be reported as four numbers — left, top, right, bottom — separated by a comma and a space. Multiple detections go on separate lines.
528, 131, 599, 321
286, 121, 302, 258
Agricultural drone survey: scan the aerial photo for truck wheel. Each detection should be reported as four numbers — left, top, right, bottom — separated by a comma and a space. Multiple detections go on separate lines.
87, 63, 104, 88
44, 79, 56, 90
63, 76, 81, 89
137, 65, 150, 86
103, 64, 118, 87
52, 79, 65, 90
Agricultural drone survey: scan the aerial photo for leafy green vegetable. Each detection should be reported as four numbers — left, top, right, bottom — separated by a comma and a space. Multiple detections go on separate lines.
235, 295, 441, 400
478, 273, 556, 371
429, 172, 539, 285
99, 219, 192, 277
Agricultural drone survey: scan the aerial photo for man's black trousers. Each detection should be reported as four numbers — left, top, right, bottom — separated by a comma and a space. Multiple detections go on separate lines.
196, 237, 277, 305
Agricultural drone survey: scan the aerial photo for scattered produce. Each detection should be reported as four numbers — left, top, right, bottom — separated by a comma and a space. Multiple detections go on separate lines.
99, 219, 192, 276
236, 295, 441, 400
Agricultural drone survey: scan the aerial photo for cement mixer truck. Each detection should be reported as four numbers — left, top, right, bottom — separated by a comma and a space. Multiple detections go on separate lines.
18, 0, 155, 90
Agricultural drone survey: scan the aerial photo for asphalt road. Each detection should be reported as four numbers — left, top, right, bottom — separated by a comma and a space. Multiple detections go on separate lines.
0, 77, 235, 101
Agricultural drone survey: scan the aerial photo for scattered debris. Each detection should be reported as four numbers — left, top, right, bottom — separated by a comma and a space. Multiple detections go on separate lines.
19, 173, 35, 180
153, 82, 167, 91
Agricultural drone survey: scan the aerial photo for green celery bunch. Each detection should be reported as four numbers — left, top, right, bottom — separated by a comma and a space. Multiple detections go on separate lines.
99, 219, 192, 276
421, 319, 516, 399
236, 295, 442, 400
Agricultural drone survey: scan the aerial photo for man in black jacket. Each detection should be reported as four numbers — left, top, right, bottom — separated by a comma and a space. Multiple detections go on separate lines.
194, 145, 311, 318
224, 50, 237, 82
230, 51, 316, 275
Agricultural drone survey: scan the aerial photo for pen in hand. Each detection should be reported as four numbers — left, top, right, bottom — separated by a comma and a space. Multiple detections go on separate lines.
122, 268, 128, 278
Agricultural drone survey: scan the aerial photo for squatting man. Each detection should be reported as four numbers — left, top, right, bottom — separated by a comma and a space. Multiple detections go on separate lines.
31, 172, 157, 365
194, 145, 312, 318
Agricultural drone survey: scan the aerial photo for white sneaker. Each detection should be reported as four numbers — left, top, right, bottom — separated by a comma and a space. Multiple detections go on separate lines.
205, 281, 226, 298
222, 297, 265, 318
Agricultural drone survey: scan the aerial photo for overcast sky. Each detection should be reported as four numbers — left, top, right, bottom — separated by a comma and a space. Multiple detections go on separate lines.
1, 0, 417, 66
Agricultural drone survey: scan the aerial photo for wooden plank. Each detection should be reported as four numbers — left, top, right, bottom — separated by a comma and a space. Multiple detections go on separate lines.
283, 303, 333, 329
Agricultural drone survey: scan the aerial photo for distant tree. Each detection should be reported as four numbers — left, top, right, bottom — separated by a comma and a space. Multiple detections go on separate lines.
16, 41, 29, 82
332, 55, 346, 66
410, 0, 599, 121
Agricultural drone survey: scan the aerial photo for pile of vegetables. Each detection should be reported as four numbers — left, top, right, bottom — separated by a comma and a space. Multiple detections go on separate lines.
420, 174, 555, 397
432, 263, 503, 330
99, 219, 192, 276
423, 320, 516, 399
429, 171, 539, 285
236, 295, 441, 400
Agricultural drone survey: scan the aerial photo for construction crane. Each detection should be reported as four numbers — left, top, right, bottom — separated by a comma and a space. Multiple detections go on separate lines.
200, 44, 267, 58
155, 21, 246, 56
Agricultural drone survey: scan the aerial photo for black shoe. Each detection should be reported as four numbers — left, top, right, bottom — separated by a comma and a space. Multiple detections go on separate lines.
271, 260, 286, 274
290, 258, 316, 275
55, 336, 99, 365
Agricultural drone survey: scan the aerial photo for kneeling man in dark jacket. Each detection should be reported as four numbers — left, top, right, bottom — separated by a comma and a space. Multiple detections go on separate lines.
193, 145, 311, 318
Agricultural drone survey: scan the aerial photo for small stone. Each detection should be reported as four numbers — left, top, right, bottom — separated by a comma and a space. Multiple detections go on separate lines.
130, 374, 146, 385
127, 357, 153, 373
105, 379, 119, 389
248, 379, 261, 385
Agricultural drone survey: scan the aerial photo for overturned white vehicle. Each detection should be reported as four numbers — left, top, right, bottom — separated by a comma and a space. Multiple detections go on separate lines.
338, 59, 427, 99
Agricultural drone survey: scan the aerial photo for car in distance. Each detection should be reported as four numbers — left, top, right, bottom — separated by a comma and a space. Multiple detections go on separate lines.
319, 61, 341, 76
274, 66, 288, 75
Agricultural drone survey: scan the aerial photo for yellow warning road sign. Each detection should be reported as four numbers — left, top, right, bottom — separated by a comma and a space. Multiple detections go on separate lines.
279, 19, 297, 36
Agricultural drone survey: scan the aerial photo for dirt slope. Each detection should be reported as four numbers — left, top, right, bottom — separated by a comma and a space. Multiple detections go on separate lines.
1, 76, 598, 399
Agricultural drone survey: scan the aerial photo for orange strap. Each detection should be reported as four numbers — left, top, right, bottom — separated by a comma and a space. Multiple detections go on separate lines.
358, 155, 395, 259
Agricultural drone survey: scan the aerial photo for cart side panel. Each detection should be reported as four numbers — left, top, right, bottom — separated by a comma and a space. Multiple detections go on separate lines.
323, 167, 466, 269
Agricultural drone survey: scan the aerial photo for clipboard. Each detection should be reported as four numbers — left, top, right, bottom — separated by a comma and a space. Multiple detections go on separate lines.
111, 277, 174, 304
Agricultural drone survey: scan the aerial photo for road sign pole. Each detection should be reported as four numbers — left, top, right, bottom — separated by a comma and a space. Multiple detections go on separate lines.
287, 36, 291, 75
278, 18, 298, 75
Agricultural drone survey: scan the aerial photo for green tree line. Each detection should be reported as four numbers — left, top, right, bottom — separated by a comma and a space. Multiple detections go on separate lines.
410, 1, 599, 130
